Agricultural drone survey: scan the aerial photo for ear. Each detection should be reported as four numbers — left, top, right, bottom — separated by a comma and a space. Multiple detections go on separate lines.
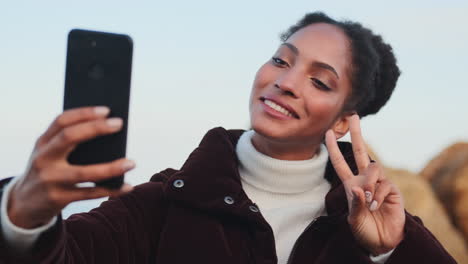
331, 114, 352, 139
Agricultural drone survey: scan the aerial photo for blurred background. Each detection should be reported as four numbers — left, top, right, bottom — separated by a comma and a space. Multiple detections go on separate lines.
2, 0, 468, 261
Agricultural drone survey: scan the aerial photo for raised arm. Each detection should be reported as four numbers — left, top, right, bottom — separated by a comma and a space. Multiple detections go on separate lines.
325, 114, 456, 263
0, 106, 161, 262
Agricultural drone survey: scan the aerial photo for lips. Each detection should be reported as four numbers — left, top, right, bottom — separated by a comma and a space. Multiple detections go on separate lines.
260, 96, 299, 119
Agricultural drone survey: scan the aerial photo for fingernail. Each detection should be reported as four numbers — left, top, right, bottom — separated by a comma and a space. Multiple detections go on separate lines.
365, 191, 372, 203
122, 160, 135, 170
369, 200, 378, 211
95, 106, 110, 116
107, 118, 123, 128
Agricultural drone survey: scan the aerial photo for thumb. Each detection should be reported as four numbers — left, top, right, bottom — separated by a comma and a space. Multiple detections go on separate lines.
348, 187, 367, 221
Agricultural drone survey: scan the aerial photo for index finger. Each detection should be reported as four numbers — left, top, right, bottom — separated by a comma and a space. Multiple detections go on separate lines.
325, 130, 353, 181
348, 114, 370, 173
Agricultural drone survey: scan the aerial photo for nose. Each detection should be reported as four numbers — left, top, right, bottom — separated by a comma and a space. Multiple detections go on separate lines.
274, 70, 300, 98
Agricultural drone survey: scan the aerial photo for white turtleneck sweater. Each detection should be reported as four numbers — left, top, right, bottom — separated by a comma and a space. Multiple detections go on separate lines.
236, 130, 331, 264
0, 130, 392, 263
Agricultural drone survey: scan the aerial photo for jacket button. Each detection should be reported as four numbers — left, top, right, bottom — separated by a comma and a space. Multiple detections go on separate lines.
249, 205, 259, 212
224, 196, 235, 205
173, 179, 184, 188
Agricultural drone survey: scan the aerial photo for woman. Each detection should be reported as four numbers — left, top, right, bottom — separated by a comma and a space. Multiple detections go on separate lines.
0, 12, 455, 263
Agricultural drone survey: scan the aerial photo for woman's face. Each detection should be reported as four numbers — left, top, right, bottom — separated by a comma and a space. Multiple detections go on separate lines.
249, 23, 353, 148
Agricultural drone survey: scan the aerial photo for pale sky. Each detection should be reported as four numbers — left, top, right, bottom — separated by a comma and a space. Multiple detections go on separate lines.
2, 0, 467, 216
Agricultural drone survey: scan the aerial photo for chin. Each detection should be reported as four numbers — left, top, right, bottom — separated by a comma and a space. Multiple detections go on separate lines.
250, 116, 296, 142
249, 112, 327, 148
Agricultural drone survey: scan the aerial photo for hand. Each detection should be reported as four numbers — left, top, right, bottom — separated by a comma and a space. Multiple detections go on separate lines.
8, 106, 135, 229
325, 114, 405, 256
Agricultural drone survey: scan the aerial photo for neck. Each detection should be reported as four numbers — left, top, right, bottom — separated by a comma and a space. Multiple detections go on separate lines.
251, 131, 321, 160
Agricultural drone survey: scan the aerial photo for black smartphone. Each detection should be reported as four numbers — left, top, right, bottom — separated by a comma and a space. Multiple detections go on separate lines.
63, 29, 133, 189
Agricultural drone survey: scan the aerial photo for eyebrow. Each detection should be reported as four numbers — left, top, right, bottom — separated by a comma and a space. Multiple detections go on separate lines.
281, 43, 340, 79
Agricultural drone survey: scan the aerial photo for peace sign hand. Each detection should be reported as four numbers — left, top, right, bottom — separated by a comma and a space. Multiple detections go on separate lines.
325, 115, 405, 256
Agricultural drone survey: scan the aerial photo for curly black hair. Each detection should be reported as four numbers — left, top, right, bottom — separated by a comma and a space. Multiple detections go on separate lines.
280, 12, 401, 117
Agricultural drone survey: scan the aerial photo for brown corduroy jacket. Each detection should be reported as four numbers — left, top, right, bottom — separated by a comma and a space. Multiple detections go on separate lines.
0, 127, 457, 263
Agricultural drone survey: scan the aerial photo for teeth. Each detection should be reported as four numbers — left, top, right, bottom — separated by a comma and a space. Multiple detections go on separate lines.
264, 99, 293, 117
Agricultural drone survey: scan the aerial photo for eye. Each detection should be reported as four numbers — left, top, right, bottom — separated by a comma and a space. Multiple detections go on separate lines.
271, 57, 289, 67
311, 78, 331, 91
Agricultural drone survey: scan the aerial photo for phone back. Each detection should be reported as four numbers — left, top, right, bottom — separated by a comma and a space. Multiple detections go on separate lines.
64, 29, 133, 188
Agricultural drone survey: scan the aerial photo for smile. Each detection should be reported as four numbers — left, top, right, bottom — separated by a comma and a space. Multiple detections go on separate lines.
264, 99, 294, 117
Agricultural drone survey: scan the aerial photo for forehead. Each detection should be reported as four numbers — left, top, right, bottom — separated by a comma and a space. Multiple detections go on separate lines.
285, 23, 351, 73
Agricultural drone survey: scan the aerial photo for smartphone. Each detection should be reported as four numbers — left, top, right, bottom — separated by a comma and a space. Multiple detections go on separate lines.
63, 29, 133, 189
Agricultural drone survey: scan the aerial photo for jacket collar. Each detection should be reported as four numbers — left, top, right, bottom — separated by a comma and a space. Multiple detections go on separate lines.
162, 127, 358, 221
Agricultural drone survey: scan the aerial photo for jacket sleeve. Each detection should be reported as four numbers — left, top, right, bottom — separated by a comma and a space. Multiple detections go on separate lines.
0, 176, 57, 253
385, 211, 457, 263
0, 178, 168, 264
321, 212, 456, 264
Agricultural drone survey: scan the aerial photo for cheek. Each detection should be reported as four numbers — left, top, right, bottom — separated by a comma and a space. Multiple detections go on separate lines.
254, 63, 275, 90
250, 64, 270, 103
304, 94, 344, 124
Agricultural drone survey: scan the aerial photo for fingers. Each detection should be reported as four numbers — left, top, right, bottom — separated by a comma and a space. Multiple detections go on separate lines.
31, 158, 135, 211
65, 158, 135, 184
361, 162, 383, 203
45, 117, 123, 158
369, 179, 396, 211
348, 187, 367, 221
348, 114, 370, 173
325, 130, 353, 181
348, 179, 396, 214
327, 119, 391, 213
37, 106, 111, 147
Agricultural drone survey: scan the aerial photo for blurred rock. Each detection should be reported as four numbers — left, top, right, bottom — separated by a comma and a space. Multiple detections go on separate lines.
420, 143, 468, 181
386, 168, 468, 264
420, 143, 468, 243
367, 144, 468, 264
454, 164, 468, 244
